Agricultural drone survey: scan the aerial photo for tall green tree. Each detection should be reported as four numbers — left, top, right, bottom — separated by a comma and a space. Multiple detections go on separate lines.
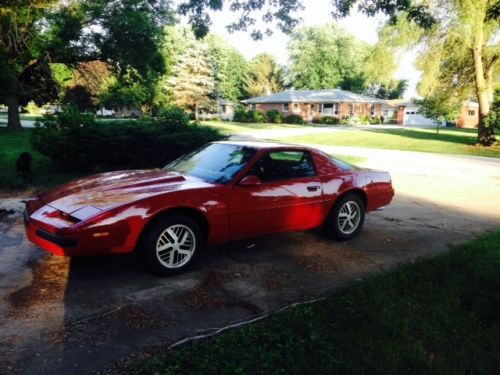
287, 24, 371, 92
244, 53, 284, 97
100, 68, 157, 115
168, 40, 215, 119
365, 80, 408, 99
375, 1, 499, 145
0, 0, 172, 129
205, 34, 248, 102
152, 26, 192, 110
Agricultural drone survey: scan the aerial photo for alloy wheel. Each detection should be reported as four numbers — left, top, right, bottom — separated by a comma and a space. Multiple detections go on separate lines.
155, 224, 196, 269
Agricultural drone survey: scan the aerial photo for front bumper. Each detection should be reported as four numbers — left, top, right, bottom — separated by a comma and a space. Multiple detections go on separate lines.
35, 228, 77, 248
24, 207, 77, 256
23, 201, 134, 256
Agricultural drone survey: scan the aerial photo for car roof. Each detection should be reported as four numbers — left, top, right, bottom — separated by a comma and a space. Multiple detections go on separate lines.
214, 140, 311, 151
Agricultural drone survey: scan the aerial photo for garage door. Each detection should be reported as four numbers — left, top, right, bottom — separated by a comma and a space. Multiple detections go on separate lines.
403, 107, 436, 126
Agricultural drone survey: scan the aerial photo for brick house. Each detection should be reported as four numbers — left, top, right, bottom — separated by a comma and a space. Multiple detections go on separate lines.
456, 100, 479, 128
241, 89, 385, 122
388, 100, 479, 127
200, 99, 236, 121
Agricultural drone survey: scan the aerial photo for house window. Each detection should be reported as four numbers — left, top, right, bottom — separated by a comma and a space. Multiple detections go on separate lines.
370, 104, 375, 116
250, 104, 256, 110
349, 104, 355, 116
283, 103, 289, 112
323, 103, 333, 115
293, 103, 300, 112
382, 110, 388, 116
221, 105, 227, 114
468, 109, 476, 116
322, 103, 339, 116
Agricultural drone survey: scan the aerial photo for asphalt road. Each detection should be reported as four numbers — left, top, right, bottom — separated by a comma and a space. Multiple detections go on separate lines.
0, 142, 499, 374
0, 119, 36, 128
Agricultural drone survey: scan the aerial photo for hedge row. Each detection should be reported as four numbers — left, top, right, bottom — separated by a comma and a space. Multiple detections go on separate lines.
31, 107, 225, 172
233, 107, 305, 125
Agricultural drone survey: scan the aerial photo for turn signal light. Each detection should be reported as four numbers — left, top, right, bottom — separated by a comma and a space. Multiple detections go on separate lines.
93, 232, 110, 238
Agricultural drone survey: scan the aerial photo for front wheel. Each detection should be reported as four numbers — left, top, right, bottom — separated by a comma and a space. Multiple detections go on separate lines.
140, 215, 203, 275
323, 193, 365, 241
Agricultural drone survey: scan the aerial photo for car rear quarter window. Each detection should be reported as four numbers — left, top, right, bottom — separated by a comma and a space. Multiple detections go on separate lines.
330, 157, 360, 171
249, 150, 316, 182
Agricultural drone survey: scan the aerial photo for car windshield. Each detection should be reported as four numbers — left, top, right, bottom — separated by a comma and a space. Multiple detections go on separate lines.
165, 143, 256, 184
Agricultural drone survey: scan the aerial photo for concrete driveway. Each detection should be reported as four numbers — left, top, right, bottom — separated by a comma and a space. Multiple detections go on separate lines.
0, 144, 499, 374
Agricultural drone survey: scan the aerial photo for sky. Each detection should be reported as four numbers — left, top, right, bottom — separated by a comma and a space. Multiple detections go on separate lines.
180, 0, 420, 98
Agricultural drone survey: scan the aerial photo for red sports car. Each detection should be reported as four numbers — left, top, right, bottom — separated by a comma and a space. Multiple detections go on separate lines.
24, 141, 394, 275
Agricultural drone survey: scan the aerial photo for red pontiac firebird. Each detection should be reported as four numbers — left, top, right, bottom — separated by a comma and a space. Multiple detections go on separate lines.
24, 141, 394, 275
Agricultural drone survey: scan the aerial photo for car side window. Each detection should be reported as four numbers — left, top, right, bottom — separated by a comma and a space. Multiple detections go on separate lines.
248, 151, 316, 182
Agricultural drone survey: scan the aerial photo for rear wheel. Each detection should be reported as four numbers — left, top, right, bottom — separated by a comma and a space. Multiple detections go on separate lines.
324, 193, 365, 241
140, 215, 203, 275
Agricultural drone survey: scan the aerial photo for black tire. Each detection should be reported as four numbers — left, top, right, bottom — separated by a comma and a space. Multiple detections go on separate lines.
139, 214, 203, 276
323, 193, 365, 241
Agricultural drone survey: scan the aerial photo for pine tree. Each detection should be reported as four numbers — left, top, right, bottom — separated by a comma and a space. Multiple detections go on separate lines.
169, 41, 215, 120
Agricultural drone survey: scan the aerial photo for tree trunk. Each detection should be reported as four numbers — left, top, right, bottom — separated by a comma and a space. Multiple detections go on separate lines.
6, 96, 22, 130
472, 14, 496, 146
195, 103, 199, 121
486, 66, 494, 104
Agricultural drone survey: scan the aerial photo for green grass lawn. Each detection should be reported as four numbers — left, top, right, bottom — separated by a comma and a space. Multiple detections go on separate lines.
281, 127, 500, 158
0, 129, 81, 194
202, 120, 302, 135
130, 230, 500, 374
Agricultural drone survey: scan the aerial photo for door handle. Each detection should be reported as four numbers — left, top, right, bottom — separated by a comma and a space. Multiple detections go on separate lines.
307, 185, 320, 191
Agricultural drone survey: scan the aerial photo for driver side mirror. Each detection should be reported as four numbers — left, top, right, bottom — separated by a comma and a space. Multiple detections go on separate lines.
239, 174, 262, 186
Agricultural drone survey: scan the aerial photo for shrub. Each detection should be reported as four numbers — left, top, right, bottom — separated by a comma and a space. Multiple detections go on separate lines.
311, 116, 340, 125
31, 107, 225, 173
246, 109, 266, 123
266, 109, 284, 124
233, 107, 266, 123
358, 115, 370, 125
369, 116, 382, 125
35, 106, 95, 129
322, 116, 341, 125
283, 114, 304, 124
158, 107, 189, 130
233, 106, 248, 122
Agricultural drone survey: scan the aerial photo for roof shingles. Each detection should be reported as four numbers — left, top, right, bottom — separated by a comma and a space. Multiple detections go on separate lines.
242, 89, 385, 104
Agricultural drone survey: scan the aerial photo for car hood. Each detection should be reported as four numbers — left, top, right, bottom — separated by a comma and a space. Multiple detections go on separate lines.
40, 169, 213, 218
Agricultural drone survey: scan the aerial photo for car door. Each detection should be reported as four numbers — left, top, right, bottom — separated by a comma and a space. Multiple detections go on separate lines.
229, 150, 325, 240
